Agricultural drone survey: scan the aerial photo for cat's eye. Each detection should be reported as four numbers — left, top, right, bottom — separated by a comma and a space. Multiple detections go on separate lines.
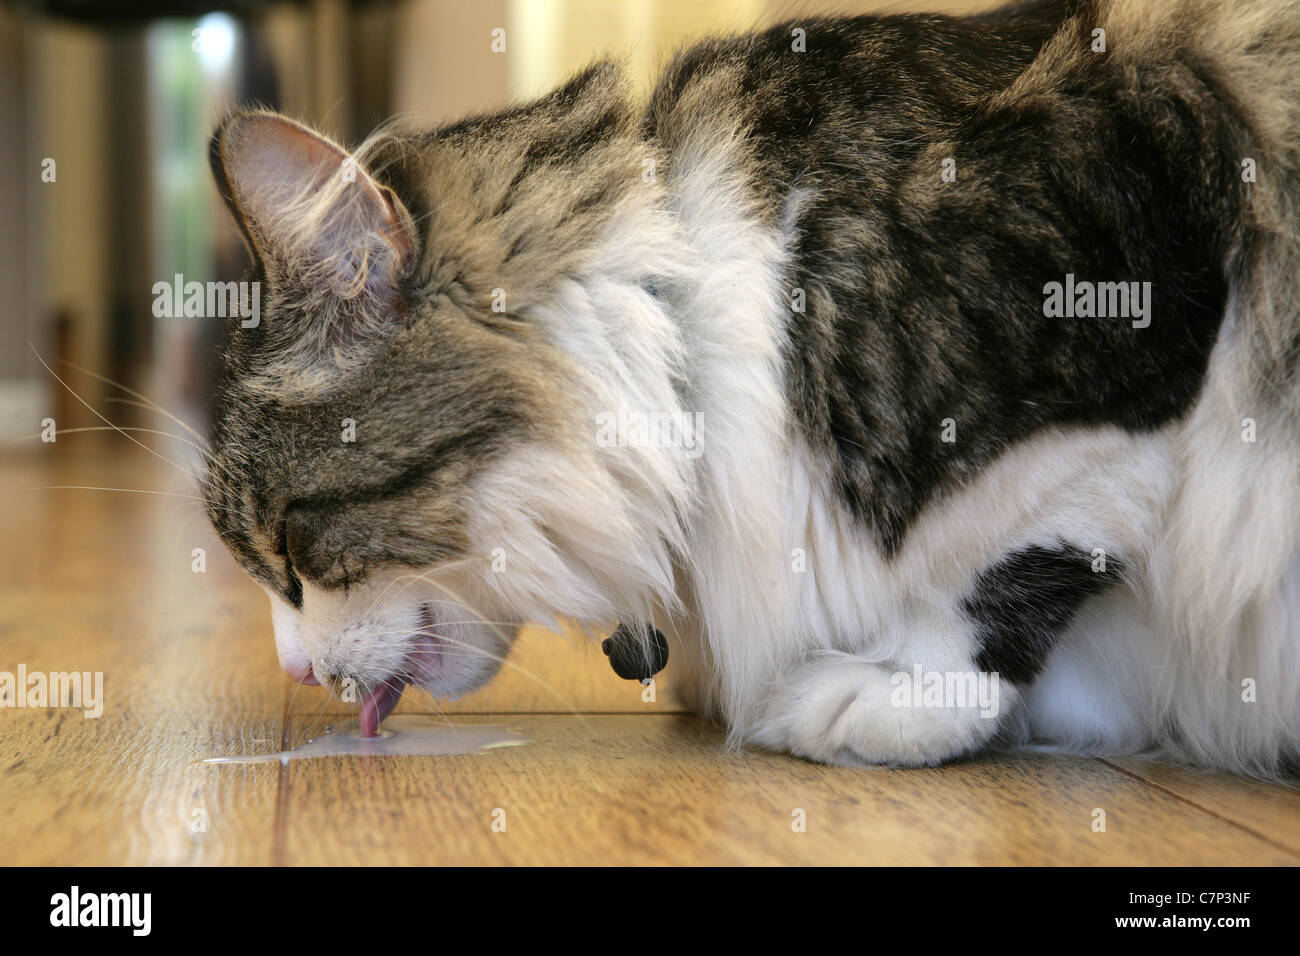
275, 520, 304, 608
284, 563, 303, 608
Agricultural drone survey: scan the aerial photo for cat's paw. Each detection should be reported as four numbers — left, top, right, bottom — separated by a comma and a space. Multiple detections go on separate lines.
749, 654, 1005, 767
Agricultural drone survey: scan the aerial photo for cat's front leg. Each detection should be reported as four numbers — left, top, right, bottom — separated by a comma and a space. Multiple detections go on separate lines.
750, 611, 1010, 767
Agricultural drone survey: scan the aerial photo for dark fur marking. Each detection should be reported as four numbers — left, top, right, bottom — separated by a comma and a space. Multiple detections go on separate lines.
965, 543, 1122, 684
647, 1, 1247, 553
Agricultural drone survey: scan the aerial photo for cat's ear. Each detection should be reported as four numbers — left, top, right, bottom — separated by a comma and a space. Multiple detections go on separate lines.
210, 111, 417, 301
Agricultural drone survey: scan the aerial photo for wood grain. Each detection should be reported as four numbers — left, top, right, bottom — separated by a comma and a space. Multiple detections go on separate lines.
1, 446, 1296, 865
0, 448, 283, 865
277, 713, 1298, 866
1101, 757, 1300, 858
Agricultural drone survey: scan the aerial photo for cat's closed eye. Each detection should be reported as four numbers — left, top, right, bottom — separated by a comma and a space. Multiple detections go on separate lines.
280, 555, 303, 609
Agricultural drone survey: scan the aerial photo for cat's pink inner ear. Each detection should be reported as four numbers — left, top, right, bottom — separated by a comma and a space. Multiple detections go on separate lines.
216, 111, 416, 280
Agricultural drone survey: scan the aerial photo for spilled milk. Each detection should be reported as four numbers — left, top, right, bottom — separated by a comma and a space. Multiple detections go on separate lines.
204, 715, 528, 764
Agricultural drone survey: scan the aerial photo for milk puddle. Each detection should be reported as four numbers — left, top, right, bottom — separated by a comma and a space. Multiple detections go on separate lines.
204, 716, 528, 764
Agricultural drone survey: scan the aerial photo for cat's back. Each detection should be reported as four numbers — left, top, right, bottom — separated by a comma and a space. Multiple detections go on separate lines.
644, 0, 1272, 553
645, 1, 1070, 189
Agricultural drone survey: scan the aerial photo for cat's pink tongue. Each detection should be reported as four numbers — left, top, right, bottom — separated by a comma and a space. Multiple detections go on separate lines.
359, 680, 406, 738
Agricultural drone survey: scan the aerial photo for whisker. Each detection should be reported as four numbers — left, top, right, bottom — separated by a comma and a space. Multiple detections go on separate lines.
374, 617, 587, 722
16, 485, 211, 501
29, 343, 195, 477
8, 425, 210, 457
422, 632, 588, 726
298, 680, 337, 742
58, 359, 211, 449
402, 683, 457, 730
406, 570, 514, 650
355, 558, 477, 620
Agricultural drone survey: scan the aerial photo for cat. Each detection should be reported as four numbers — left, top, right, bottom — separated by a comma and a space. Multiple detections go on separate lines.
203, 0, 1300, 776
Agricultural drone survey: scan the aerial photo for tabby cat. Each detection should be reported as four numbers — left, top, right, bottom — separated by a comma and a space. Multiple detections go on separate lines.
204, 0, 1300, 775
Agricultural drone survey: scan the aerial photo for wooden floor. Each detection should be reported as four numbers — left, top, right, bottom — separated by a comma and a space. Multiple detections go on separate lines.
2, 442, 1298, 866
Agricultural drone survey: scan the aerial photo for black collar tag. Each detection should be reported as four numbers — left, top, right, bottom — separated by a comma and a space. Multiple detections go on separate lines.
601, 622, 669, 681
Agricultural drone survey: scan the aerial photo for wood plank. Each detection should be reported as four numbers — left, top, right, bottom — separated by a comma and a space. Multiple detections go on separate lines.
0, 451, 284, 864
279, 712, 1298, 866
1102, 756, 1300, 857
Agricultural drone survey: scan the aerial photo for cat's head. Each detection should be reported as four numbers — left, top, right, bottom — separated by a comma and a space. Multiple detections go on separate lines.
202, 66, 689, 732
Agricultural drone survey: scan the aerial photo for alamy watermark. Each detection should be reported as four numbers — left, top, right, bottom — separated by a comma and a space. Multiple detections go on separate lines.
890, 664, 1000, 718
152, 274, 260, 327
1042, 273, 1151, 329
595, 406, 704, 459
0, 664, 103, 719
50, 886, 150, 936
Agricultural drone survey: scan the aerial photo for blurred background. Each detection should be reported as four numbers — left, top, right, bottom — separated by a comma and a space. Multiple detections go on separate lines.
0, 0, 996, 443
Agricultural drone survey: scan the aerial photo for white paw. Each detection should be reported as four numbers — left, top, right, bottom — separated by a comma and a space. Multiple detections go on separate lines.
750, 654, 1006, 767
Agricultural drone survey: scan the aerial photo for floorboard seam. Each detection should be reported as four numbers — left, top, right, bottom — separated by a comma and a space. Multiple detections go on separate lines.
1096, 757, 1300, 859
271, 696, 293, 866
